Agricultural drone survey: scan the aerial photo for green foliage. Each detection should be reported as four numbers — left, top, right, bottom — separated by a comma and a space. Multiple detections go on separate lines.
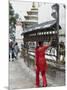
9, 2, 19, 40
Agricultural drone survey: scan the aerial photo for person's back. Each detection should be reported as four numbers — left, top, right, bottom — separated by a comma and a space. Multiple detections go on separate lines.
15, 45, 19, 54
35, 42, 48, 71
38, 46, 45, 60
35, 41, 50, 87
37, 45, 48, 72
14, 43, 19, 53
14, 43, 20, 59
9, 41, 13, 50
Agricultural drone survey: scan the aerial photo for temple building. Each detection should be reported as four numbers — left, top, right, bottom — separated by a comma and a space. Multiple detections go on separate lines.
21, 3, 63, 62
22, 2, 38, 29
22, 2, 38, 48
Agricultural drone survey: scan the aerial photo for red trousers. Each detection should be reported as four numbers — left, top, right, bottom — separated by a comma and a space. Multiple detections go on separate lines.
36, 67, 47, 87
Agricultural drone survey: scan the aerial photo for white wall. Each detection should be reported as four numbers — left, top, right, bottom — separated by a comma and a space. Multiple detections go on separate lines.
15, 24, 24, 50
38, 3, 54, 23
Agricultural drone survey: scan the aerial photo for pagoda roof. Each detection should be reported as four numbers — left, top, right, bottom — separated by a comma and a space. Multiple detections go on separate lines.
31, 8, 38, 10
22, 20, 38, 23
21, 20, 61, 35
27, 10, 38, 14
24, 15, 38, 19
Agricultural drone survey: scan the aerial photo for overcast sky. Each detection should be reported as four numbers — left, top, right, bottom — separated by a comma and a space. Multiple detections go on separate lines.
10, 0, 66, 34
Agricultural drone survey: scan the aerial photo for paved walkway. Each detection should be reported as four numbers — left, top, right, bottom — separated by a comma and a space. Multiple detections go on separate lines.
9, 57, 65, 90
9, 59, 35, 90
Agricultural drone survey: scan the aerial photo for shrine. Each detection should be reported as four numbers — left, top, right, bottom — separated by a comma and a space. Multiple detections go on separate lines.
21, 2, 61, 62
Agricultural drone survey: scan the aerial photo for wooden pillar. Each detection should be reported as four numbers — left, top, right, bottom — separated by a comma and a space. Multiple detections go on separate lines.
26, 41, 30, 67
36, 32, 38, 46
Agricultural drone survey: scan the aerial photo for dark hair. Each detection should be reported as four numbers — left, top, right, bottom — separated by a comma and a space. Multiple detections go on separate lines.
38, 41, 43, 46
15, 42, 18, 45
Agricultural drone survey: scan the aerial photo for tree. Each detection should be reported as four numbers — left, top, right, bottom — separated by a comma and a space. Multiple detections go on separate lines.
9, 2, 19, 41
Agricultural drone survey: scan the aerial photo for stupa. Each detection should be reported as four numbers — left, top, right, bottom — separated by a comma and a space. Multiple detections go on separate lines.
22, 2, 38, 29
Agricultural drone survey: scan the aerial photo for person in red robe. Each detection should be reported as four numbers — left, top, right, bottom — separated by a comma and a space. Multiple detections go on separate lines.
35, 41, 51, 87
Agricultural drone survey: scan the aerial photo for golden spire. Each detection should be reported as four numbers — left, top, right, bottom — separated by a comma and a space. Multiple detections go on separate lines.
32, 2, 35, 8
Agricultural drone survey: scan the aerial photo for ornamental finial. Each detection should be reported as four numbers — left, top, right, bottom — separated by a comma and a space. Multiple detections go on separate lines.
32, 2, 35, 8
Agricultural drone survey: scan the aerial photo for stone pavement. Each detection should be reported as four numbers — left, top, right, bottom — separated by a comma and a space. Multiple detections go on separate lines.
18, 58, 65, 86
9, 57, 65, 90
9, 59, 35, 90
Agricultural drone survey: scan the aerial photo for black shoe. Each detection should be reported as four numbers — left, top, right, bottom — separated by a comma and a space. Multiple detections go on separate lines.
42, 84, 47, 87
12, 59, 14, 61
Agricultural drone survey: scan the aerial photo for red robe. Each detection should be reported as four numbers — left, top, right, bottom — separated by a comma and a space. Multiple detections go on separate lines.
35, 45, 48, 72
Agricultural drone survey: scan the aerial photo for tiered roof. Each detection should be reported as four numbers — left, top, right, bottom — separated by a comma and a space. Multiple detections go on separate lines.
22, 2, 38, 29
